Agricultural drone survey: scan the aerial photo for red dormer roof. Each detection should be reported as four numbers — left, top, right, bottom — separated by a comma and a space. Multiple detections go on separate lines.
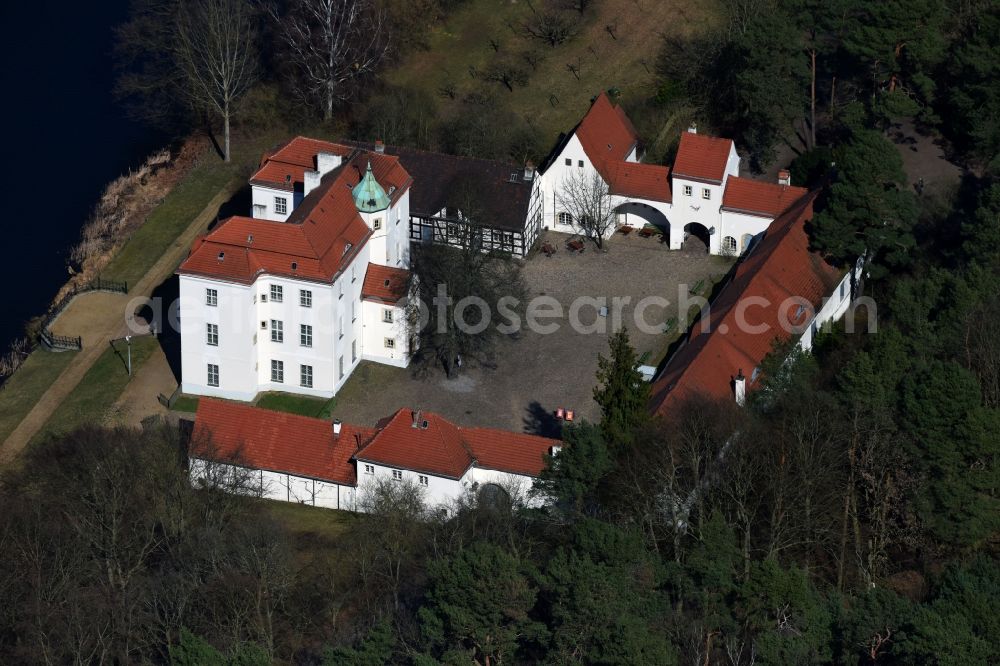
575, 92, 640, 165
648, 190, 841, 415
355, 409, 475, 479
251, 137, 353, 191
362, 264, 411, 303
602, 160, 672, 203
722, 177, 808, 218
178, 151, 411, 284
191, 398, 374, 486
673, 132, 734, 184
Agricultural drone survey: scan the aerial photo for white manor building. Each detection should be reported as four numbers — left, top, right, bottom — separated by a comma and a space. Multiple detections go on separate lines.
178, 143, 415, 401
536, 92, 808, 255
189, 398, 558, 512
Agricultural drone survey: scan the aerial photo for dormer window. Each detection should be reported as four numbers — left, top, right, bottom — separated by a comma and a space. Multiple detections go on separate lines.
274, 197, 287, 215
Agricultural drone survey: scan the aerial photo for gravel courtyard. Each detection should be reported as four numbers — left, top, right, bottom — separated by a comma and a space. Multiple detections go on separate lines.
331, 230, 732, 435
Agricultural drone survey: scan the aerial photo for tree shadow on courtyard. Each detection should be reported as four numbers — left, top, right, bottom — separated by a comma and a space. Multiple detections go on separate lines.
523, 401, 562, 438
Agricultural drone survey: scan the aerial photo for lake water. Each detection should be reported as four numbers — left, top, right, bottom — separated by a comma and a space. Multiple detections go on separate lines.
0, 1, 164, 352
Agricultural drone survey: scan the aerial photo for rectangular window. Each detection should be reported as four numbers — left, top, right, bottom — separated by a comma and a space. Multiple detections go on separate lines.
300, 289, 312, 307
373, 218, 382, 230
338, 316, 344, 339
300, 364, 313, 388
271, 360, 284, 383
339, 281, 344, 299
564, 158, 571, 166
205, 288, 218, 306
351, 266, 356, 282
352, 340, 357, 362
274, 197, 287, 215
300, 324, 312, 347
683, 185, 692, 196
271, 319, 283, 343
206, 323, 218, 346
338, 355, 344, 380
392, 469, 403, 481
577, 159, 584, 168
364, 464, 374, 474
207, 364, 219, 387
702, 188, 711, 200
418, 475, 428, 486
382, 309, 393, 323
384, 337, 396, 349
351, 301, 356, 322
270, 284, 283, 302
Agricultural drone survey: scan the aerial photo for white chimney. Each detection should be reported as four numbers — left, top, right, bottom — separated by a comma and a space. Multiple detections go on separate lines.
523, 161, 536, 181
304, 169, 322, 196
317, 151, 342, 177
411, 409, 421, 428
734, 369, 746, 406
777, 169, 791, 186
333, 419, 342, 437
687, 122, 698, 134
375, 139, 385, 154
549, 445, 562, 457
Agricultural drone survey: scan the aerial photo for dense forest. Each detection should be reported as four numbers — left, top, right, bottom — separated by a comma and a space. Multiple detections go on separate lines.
0, 0, 997, 663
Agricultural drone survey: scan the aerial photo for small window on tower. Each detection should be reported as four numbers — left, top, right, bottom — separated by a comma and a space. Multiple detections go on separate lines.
373, 218, 382, 230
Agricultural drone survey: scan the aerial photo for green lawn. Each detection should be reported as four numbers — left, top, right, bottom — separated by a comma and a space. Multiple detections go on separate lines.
0, 350, 77, 443
264, 500, 355, 539
102, 161, 242, 287
172, 394, 201, 413
102, 131, 292, 287
256, 392, 336, 419
34, 336, 161, 442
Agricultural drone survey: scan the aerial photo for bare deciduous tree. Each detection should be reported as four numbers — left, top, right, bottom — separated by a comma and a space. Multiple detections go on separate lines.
174, 0, 259, 162
270, 0, 390, 121
559, 168, 618, 248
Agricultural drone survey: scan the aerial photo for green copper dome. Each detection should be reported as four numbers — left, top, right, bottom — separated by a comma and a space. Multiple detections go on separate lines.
352, 161, 391, 213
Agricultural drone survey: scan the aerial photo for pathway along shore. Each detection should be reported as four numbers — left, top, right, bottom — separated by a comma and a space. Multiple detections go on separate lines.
0, 178, 242, 465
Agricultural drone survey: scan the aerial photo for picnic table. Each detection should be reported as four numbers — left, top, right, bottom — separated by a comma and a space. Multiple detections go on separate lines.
566, 240, 585, 253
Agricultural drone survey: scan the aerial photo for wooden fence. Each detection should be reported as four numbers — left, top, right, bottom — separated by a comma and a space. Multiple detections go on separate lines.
39, 277, 129, 351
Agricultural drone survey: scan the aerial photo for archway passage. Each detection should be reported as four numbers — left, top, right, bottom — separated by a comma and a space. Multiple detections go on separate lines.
614, 201, 670, 237
683, 222, 710, 253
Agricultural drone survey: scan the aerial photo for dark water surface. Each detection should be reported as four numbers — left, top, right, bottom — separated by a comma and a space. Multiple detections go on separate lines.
0, 1, 164, 352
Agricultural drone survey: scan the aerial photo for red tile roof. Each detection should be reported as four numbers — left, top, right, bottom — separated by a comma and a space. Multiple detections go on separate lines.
602, 160, 672, 203
574, 92, 640, 165
355, 409, 560, 479
193, 403, 562, 484
178, 151, 411, 284
251, 137, 353, 191
722, 177, 808, 218
362, 264, 411, 303
355, 409, 474, 479
191, 399, 373, 485
673, 132, 735, 183
463, 428, 555, 477
649, 190, 842, 415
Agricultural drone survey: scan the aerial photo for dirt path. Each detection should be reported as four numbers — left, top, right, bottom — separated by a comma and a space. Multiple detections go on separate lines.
0, 178, 241, 465
107, 348, 175, 427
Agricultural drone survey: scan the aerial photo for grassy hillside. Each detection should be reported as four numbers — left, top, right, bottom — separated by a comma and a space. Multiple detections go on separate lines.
383, 0, 720, 154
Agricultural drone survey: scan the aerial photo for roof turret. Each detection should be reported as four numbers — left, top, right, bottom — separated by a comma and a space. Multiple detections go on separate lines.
352, 161, 391, 212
